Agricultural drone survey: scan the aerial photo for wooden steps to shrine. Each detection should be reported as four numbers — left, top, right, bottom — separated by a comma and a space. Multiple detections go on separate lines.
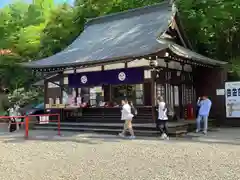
36, 106, 215, 136
63, 107, 154, 123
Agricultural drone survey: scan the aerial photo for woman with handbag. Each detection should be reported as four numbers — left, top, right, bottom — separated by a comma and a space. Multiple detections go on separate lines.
129, 101, 137, 117
119, 99, 135, 139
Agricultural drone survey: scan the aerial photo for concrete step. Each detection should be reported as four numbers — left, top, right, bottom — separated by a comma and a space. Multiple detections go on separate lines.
35, 122, 190, 132
36, 122, 191, 127
34, 119, 215, 137
34, 121, 193, 137
34, 126, 187, 137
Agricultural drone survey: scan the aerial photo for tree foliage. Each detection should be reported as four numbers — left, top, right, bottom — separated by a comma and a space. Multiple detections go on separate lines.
0, 0, 56, 90
0, 0, 239, 92
176, 0, 240, 61
39, 3, 82, 57
8, 87, 43, 107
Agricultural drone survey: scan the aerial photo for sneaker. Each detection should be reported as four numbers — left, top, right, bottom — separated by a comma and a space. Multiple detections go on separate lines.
203, 131, 207, 135
118, 133, 125, 138
195, 129, 200, 133
160, 134, 165, 139
163, 133, 169, 140
129, 135, 136, 139
165, 136, 169, 140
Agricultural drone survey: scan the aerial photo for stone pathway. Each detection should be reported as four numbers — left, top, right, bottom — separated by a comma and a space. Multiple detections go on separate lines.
0, 128, 239, 180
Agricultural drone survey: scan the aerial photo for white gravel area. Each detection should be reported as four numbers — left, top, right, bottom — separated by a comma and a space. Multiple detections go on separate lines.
0, 129, 239, 180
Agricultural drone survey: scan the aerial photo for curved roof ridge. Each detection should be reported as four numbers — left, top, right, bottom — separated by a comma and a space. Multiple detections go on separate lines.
85, 1, 171, 27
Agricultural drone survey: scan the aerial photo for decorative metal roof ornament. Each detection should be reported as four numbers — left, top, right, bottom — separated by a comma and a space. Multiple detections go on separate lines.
157, 1, 177, 44
170, 1, 177, 27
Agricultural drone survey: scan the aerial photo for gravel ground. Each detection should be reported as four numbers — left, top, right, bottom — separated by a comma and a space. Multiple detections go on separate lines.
0, 129, 239, 180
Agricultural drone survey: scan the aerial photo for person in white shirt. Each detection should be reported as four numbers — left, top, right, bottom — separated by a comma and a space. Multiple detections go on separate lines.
119, 99, 135, 139
156, 96, 169, 140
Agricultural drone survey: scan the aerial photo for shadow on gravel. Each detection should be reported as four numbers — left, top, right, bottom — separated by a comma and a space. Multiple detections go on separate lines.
171, 137, 240, 146
2, 134, 240, 146
83, 133, 240, 146
0, 129, 240, 146
0, 130, 100, 145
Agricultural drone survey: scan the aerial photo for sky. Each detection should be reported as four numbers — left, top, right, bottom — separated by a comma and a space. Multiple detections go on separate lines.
0, 0, 74, 8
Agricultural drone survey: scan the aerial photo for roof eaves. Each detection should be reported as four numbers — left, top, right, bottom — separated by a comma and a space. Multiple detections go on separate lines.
21, 54, 143, 69
168, 44, 227, 66
21, 45, 169, 69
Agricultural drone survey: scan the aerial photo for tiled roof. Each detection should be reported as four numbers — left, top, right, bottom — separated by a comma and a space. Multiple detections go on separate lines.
24, 1, 172, 68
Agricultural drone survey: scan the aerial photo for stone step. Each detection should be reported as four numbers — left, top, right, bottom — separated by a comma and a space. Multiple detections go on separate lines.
34, 126, 188, 137
61, 118, 154, 123
34, 121, 195, 137
36, 122, 190, 131
34, 120, 215, 137
37, 122, 190, 127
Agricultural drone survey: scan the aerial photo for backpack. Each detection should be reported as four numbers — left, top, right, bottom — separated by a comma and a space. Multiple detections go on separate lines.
9, 119, 17, 132
165, 104, 174, 117
131, 106, 137, 116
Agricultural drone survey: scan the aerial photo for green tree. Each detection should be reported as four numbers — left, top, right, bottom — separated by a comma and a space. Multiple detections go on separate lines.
176, 0, 240, 61
0, 0, 56, 90
0, 53, 35, 90
74, 0, 162, 16
39, 3, 84, 57
0, 2, 29, 49
15, 24, 45, 59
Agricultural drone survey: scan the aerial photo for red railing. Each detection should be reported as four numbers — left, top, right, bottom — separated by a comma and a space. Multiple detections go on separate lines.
28, 113, 60, 137
0, 113, 60, 138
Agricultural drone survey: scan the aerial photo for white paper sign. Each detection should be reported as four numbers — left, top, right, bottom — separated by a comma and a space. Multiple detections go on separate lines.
216, 89, 225, 96
225, 82, 240, 118
48, 81, 60, 88
174, 86, 179, 106
39, 116, 49, 124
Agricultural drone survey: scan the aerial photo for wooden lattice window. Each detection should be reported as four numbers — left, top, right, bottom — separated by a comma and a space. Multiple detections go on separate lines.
182, 85, 195, 105
156, 84, 165, 102
135, 84, 144, 105
182, 84, 187, 105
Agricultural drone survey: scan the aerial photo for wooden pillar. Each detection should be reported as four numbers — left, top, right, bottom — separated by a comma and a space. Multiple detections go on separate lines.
216, 66, 228, 125
73, 69, 77, 104
179, 62, 185, 118
164, 59, 170, 104
44, 77, 48, 108
59, 72, 64, 104
124, 62, 128, 102
59, 71, 66, 123
109, 84, 112, 102
151, 69, 156, 122
148, 56, 157, 122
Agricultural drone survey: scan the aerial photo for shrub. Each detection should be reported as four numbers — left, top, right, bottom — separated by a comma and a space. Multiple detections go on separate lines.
8, 88, 43, 107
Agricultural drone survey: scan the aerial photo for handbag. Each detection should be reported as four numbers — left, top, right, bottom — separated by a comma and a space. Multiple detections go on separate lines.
131, 106, 137, 116
9, 118, 17, 132
166, 104, 174, 117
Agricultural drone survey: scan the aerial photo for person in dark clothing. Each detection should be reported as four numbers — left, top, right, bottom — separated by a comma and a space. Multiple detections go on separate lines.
0, 87, 14, 131
196, 97, 202, 117
0, 87, 9, 116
